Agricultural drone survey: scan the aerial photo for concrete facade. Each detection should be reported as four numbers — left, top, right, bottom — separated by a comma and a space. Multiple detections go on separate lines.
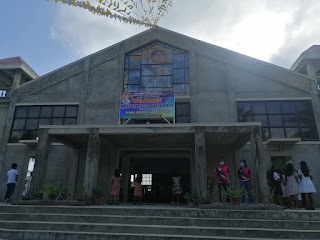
0, 27, 319, 204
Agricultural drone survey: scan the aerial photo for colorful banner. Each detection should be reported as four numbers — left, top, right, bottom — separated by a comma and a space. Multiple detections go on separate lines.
120, 92, 175, 119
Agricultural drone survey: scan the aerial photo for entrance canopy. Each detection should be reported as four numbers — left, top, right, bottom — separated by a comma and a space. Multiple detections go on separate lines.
31, 122, 268, 203
42, 122, 259, 149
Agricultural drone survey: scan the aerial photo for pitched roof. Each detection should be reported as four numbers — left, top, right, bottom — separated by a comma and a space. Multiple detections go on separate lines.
290, 45, 320, 71
0, 56, 38, 79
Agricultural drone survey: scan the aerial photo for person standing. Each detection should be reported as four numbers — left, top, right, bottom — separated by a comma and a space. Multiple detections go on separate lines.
237, 159, 252, 203
171, 175, 182, 204
272, 168, 284, 206
4, 163, 18, 203
134, 172, 142, 205
284, 163, 300, 208
110, 169, 121, 205
22, 172, 32, 197
215, 158, 231, 202
298, 161, 316, 210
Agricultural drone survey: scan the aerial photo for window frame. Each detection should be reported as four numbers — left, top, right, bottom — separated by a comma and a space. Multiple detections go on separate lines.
123, 41, 190, 96
9, 105, 78, 143
237, 100, 318, 141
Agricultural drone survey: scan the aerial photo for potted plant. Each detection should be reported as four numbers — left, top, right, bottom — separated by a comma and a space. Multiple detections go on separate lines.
93, 189, 104, 205
77, 187, 87, 202
184, 192, 199, 207
184, 192, 194, 207
41, 184, 61, 201
225, 185, 245, 204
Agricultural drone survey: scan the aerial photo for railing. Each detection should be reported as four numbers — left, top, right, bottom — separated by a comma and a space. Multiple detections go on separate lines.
0, 88, 11, 100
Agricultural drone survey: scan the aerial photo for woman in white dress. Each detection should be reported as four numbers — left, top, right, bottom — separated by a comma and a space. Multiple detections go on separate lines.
22, 172, 32, 197
284, 163, 300, 208
298, 161, 316, 210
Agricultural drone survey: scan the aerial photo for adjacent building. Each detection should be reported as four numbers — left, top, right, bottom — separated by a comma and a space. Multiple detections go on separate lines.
0, 27, 319, 203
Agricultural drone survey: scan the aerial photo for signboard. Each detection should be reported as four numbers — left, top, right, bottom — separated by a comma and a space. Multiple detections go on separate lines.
120, 91, 175, 119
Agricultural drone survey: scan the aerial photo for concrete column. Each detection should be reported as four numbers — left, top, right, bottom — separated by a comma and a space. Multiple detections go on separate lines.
31, 129, 51, 194
194, 129, 207, 200
121, 155, 130, 203
11, 70, 22, 89
190, 150, 196, 195
250, 126, 268, 203
67, 148, 79, 200
83, 128, 100, 200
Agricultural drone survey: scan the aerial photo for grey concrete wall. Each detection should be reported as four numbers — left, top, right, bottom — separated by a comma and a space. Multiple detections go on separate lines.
193, 56, 231, 122
16, 73, 84, 104
45, 145, 79, 195
0, 105, 9, 181
0, 106, 9, 144
83, 60, 120, 124
74, 147, 86, 199
0, 144, 29, 201
234, 68, 311, 99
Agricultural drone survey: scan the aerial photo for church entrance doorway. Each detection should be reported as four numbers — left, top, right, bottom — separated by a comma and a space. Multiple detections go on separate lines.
127, 157, 190, 203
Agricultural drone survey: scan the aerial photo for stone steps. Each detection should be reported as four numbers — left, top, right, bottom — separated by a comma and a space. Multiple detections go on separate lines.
1, 205, 320, 220
1, 221, 320, 239
0, 205, 319, 239
0, 213, 320, 230
0, 229, 303, 240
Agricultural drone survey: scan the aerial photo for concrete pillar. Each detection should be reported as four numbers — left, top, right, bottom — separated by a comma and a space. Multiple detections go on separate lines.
67, 148, 79, 200
31, 129, 51, 194
250, 126, 268, 203
194, 129, 207, 200
11, 70, 22, 89
83, 128, 100, 200
190, 150, 196, 195
121, 155, 130, 203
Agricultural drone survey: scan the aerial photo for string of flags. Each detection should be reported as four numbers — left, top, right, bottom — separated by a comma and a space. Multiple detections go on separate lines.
49, 0, 173, 27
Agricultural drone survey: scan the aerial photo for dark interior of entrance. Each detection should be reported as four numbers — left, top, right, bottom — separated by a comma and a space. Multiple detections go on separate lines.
128, 158, 190, 203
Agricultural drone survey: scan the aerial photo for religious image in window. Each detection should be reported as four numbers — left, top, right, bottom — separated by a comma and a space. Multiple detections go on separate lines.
121, 93, 133, 104
141, 47, 173, 90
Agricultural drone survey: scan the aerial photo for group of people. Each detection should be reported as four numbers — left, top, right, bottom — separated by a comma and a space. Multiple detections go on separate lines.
214, 158, 253, 203
271, 161, 317, 210
109, 169, 144, 205
109, 169, 183, 205
5, 160, 316, 209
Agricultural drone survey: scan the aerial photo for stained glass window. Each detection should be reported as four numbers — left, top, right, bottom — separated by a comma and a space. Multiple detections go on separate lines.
237, 100, 318, 141
124, 42, 190, 96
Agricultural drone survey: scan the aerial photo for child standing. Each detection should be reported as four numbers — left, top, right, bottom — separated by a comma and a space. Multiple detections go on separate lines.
110, 169, 121, 205
134, 172, 142, 205
171, 175, 182, 204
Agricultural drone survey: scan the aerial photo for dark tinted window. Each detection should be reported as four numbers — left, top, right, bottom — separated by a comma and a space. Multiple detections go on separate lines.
9, 105, 78, 143
175, 102, 191, 123
237, 100, 318, 141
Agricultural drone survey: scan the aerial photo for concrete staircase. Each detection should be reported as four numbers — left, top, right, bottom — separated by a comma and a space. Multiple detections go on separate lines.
0, 204, 319, 240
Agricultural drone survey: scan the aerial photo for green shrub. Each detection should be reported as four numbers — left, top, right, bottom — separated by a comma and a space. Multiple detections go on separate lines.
225, 185, 245, 199
41, 184, 61, 200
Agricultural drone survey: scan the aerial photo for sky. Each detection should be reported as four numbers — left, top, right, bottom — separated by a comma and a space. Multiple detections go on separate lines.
1, 0, 320, 76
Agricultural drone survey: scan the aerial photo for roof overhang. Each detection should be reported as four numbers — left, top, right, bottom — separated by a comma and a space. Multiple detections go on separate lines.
35, 123, 261, 149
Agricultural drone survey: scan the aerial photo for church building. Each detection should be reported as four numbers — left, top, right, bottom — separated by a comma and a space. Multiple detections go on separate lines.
0, 27, 319, 204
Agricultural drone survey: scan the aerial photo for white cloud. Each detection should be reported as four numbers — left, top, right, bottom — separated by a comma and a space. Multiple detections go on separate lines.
50, 0, 320, 68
